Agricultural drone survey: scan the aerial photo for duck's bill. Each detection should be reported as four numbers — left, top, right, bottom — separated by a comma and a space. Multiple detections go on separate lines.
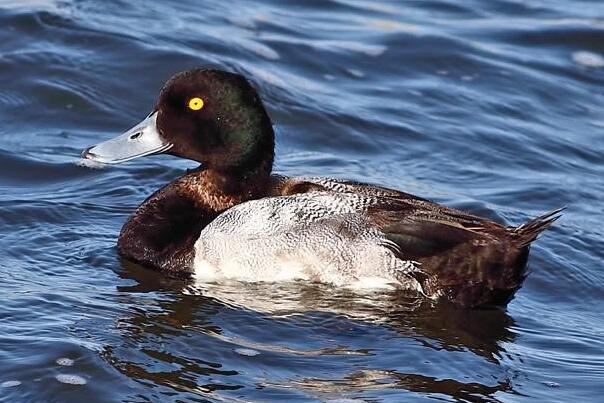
81, 112, 172, 164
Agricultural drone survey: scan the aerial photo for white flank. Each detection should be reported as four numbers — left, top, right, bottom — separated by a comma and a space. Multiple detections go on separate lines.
192, 192, 422, 290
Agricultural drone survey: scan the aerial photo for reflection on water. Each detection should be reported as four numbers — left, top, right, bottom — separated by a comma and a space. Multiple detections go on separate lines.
281, 371, 511, 403
101, 263, 516, 401
1, 0, 603, 401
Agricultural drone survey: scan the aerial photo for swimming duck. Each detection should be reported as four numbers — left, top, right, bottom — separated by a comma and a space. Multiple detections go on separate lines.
82, 68, 562, 308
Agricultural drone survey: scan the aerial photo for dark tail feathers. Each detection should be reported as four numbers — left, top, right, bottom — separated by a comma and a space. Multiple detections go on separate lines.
423, 207, 564, 308
512, 207, 565, 247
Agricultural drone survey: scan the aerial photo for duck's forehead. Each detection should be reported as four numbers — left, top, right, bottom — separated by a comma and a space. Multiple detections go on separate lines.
160, 71, 240, 104
162, 77, 208, 99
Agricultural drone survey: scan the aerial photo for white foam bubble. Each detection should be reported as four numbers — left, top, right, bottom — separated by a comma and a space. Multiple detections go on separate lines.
75, 158, 107, 169
55, 374, 87, 385
346, 68, 365, 78
1, 380, 21, 388
234, 348, 260, 357
56, 357, 74, 366
573, 51, 604, 68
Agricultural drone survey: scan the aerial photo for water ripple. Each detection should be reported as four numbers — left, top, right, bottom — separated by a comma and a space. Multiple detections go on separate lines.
0, 0, 603, 401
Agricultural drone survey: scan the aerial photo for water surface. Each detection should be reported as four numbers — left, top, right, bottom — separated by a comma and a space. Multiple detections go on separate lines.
1, 0, 603, 401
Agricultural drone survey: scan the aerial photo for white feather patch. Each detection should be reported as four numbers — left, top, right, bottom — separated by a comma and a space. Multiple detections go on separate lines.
193, 192, 421, 290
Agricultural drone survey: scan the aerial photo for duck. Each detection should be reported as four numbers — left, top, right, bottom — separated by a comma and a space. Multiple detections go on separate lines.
82, 68, 562, 308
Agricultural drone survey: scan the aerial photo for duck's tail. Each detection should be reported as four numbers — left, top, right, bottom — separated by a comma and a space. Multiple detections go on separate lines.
416, 208, 564, 308
511, 207, 565, 247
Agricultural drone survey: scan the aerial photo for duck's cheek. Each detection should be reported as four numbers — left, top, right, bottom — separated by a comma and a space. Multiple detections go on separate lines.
81, 111, 173, 164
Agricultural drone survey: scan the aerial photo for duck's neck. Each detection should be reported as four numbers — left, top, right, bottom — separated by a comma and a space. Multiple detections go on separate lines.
180, 154, 274, 212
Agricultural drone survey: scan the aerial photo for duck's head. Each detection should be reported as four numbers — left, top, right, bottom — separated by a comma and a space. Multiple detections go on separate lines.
82, 69, 274, 175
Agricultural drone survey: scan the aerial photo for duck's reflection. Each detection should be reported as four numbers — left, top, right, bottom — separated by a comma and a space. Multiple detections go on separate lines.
282, 369, 511, 403
103, 261, 517, 402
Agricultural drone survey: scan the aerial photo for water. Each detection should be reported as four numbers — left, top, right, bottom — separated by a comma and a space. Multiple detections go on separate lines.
0, 0, 603, 401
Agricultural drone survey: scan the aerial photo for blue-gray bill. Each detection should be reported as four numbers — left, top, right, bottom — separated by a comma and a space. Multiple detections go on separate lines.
81, 112, 172, 164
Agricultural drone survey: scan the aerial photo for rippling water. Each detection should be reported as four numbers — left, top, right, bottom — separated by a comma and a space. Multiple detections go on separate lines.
1, 0, 603, 401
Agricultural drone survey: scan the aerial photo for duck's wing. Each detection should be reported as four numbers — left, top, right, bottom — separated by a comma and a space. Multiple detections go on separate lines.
277, 175, 504, 253
366, 199, 560, 307
276, 176, 558, 307
281, 176, 561, 245
277, 176, 429, 201
277, 176, 498, 229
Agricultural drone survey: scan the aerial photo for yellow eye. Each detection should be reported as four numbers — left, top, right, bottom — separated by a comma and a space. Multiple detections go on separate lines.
188, 97, 204, 111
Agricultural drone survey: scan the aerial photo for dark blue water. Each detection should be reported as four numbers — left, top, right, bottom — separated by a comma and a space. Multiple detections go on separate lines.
1, 0, 603, 401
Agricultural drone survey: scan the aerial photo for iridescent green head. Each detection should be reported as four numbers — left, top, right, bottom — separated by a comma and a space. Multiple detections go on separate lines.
83, 69, 275, 175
